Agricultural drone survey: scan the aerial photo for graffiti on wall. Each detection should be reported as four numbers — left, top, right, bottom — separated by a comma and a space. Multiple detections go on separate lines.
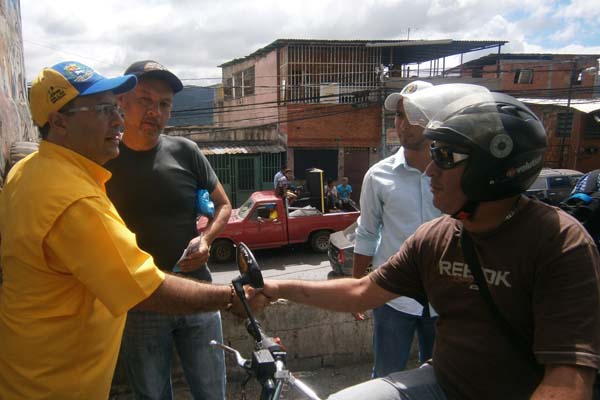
0, 0, 36, 182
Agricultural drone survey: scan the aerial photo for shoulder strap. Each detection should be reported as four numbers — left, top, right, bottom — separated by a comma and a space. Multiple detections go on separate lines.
460, 228, 539, 367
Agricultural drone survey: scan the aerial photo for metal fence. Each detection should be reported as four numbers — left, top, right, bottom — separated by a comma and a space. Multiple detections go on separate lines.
206, 152, 284, 207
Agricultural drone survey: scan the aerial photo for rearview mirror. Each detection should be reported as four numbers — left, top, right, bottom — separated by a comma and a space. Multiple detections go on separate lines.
235, 242, 264, 288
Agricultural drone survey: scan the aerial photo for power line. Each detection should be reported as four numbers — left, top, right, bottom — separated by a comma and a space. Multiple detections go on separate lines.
172, 103, 371, 136
23, 39, 110, 66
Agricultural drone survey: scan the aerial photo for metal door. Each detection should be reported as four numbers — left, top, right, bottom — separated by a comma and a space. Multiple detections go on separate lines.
235, 156, 259, 206
343, 148, 370, 204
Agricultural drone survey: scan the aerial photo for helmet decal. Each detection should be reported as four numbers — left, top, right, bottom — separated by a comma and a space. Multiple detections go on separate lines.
489, 134, 513, 159
506, 155, 543, 178
403, 83, 419, 94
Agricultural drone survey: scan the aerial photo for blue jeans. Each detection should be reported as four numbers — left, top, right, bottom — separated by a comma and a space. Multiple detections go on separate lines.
121, 310, 226, 400
329, 364, 447, 400
372, 304, 437, 378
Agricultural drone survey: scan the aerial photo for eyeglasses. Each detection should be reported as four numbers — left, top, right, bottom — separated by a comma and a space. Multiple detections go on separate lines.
62, 103, 124, 119
430, 144, 470, 169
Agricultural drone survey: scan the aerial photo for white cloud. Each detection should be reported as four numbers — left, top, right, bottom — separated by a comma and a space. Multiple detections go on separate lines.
19, 0, 600, 83
559, 0, 600, 21
549, 24, 579, 42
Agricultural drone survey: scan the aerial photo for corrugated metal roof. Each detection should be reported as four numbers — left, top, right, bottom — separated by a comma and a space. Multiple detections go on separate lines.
199, 144, 286, 155
219, 39, 507, 67
519, 98, 600, 114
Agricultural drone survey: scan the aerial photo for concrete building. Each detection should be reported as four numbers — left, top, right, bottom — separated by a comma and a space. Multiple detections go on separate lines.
215, 39, 506, 202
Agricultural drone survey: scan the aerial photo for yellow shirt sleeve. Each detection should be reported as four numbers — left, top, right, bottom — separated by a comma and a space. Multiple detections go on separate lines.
44, 196, 165, 317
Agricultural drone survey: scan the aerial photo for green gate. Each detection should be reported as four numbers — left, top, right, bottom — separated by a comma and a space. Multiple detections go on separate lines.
206, 152, 284, 207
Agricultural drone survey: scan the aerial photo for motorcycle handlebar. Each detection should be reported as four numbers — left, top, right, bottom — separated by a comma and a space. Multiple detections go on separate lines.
246, 320, 285, 356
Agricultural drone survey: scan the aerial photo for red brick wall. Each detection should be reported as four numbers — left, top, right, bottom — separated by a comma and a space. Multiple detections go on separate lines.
528, 104, 600, 172
480, 57, 598, 98
282, 104, 381, 148
474, 55, 600, 172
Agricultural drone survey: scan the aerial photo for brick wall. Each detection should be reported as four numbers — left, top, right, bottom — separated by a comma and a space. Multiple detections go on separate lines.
284, 104, 381, 148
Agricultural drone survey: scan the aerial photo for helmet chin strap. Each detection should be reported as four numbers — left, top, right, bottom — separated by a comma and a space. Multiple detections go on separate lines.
451, 200, 479, 220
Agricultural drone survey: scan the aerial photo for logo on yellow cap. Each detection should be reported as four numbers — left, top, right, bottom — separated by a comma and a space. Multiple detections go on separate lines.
61, 63, 94, 83
48, 85, 68, 104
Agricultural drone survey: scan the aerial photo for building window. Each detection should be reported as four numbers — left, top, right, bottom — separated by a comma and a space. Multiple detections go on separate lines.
584, 113, 600, 137
224, 78, 233, 100
556, 112, 573, 137
243, 66, 255, 96
514, 69, 534, 84
285, 44, 382, 105
233, 72, 243, 98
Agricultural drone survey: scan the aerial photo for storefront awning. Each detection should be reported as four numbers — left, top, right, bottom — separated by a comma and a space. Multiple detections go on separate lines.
199, 144, 286, 155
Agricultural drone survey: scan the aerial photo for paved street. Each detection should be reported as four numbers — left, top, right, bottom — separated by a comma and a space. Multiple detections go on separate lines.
210, 242, 338, 285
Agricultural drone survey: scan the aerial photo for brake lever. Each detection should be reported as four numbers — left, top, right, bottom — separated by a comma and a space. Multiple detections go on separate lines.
209, 340, 249, 368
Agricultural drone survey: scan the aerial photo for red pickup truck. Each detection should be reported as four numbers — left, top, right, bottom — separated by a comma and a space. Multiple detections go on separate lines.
201, 191, 359, 262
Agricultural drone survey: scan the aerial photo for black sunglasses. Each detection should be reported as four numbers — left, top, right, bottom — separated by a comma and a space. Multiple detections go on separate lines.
430, 144, 470, 169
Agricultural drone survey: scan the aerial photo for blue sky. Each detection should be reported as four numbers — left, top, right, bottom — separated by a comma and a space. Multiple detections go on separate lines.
20, 0, 600, 84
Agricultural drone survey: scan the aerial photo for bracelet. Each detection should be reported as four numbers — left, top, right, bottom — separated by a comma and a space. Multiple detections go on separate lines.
225, 283, 235, 311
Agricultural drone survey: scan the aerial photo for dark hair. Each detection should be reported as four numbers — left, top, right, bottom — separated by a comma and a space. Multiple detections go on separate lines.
38, 124, 50, 139
38, 99, 76, 139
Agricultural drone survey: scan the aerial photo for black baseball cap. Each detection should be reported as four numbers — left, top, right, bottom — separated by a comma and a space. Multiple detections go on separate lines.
124, 60, 183, 93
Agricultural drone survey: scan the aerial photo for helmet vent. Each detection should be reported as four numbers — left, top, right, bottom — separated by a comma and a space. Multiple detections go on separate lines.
490, 134, 514, 158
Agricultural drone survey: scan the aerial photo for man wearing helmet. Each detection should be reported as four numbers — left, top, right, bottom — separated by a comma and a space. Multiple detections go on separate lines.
250, 85, 600, 400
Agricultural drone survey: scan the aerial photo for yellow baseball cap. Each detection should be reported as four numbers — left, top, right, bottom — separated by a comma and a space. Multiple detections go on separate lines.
30, 61, 137, 127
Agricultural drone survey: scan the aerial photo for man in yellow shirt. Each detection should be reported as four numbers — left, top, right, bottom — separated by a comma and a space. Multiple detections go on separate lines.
0, 61, 238, 399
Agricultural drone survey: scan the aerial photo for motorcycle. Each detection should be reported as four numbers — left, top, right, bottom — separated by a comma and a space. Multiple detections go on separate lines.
210, 242, 322, 400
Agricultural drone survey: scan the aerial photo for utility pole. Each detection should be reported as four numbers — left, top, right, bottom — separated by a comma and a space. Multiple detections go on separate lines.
406, 27, 418, 40
558, 60, 576, 168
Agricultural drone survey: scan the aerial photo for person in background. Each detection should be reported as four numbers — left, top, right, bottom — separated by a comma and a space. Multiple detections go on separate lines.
276, 168, 297, 204
336, 177, 353, 205
325, 178, 339, 210
105, 60, 231, 400
273, 164, 287, 188
0, 61, 242, 400
353, 81, 439, 378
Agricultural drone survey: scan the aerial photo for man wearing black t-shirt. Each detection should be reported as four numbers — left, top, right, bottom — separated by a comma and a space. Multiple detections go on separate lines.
106, 61, 231, 400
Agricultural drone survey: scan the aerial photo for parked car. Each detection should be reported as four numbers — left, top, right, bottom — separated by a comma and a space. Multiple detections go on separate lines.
201, 190, 359, 262
526, 168, 583, 205
328, 221, 358, 276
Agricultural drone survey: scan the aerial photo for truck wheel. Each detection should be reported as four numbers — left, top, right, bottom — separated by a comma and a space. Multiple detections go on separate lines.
210, 240, 235, 263
9, 141, 39, 168
310, 230, 331, 253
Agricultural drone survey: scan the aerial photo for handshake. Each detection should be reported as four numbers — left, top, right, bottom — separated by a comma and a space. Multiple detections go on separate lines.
224, 242, 281, 318
228, 282, 279, 318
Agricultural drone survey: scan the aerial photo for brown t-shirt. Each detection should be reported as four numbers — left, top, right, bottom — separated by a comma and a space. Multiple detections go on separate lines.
372, 197, 600, 400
